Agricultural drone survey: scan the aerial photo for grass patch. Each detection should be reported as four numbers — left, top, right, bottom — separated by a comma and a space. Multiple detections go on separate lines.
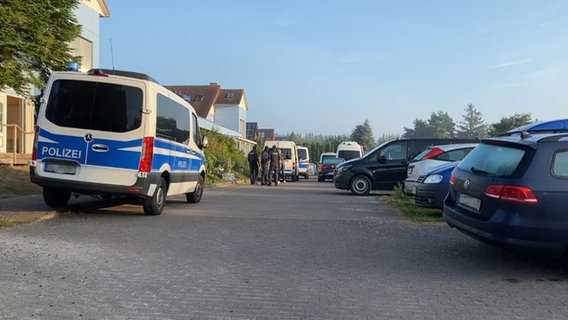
0, 165, 42, 199
380, 184, 444, 222
0, 219, 24, 228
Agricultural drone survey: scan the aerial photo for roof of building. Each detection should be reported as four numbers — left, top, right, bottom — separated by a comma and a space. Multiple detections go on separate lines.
165, 83, 221, 118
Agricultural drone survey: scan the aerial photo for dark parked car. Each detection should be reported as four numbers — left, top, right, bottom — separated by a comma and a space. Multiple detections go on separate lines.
413, 161, 459, 209
318, 157, 344, 182
443, 132, 568, 257
334, 138, 478, 195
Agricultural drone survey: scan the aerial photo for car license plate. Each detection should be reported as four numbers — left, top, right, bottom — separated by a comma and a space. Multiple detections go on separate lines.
45, 163, 77, 175
458, 193, 481, 211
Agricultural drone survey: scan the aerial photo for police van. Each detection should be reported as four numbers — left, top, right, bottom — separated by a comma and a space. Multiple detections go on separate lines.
30, 69, 208, 215
296, 146, 310, 179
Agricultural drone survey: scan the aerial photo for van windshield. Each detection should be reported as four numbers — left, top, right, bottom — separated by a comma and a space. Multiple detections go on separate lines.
45, 79, 143, 132
337, 150, 361, 161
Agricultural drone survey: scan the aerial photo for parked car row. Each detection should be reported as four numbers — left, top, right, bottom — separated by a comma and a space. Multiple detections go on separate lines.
326, 119, 568, 258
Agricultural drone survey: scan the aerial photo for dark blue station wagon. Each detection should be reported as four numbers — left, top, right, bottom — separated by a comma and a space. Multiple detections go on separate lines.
443, 132, 568, 257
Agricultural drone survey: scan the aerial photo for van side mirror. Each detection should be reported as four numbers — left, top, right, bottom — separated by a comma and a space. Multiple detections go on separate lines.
199, 135, 208, 149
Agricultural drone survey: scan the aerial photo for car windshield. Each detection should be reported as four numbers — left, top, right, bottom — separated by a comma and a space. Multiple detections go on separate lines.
457, 143, 525, 177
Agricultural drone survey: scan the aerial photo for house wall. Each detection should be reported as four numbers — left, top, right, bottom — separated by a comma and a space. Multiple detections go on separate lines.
215, 106, 246, 137
73, 2, 103, 70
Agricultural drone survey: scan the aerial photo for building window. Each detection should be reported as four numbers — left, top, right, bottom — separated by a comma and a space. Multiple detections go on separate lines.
226, 92, 234, 99
194, 94, 204, 102
70, 37, 92, 71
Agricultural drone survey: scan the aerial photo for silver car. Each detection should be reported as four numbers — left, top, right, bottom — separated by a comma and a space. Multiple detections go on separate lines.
404, 143, 478, 195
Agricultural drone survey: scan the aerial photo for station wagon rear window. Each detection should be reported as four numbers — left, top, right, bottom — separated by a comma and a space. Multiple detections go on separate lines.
457, 143, 525, 177
45, 80, 143, 132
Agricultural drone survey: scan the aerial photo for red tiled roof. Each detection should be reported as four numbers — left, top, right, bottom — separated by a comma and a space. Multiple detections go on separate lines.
165, 83, 221, 118
215, 89, 244, 105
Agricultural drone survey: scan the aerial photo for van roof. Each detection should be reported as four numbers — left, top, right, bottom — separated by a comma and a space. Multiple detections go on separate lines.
87, 69, 160, 84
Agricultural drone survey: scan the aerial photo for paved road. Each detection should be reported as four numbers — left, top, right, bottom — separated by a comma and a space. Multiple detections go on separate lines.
1, 180, 567, 319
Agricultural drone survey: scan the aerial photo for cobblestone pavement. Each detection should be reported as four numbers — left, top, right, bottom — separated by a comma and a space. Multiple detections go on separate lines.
1, 180, 567, 319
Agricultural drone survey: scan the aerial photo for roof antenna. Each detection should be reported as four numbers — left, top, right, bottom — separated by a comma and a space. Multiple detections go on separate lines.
109, 38, 115, 70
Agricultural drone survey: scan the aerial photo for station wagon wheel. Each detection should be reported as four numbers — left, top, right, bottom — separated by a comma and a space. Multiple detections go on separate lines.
143, 177, 166, 215
43, 187, 71, 208
186, 176, 204, 203
350, 175, 371, 196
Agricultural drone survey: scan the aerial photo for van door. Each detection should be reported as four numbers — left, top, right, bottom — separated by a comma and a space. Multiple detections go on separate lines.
38, 77, 144, 186
373, 141, 408, 188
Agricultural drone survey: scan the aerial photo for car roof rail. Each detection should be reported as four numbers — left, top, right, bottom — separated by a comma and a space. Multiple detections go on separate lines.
87, 68, 160, 84
497, 128, 568, 137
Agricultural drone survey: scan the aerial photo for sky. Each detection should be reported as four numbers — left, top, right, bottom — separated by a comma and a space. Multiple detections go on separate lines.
99, 1, 568, 139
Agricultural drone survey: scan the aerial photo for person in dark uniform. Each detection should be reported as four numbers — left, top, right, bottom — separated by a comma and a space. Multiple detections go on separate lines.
247, 145, 259, 185
261, 146, 271, 185
269, 145, 281, 186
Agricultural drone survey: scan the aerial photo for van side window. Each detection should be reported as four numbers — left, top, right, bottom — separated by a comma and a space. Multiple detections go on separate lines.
191, 113, 201, 146
156, 94, 190, 144
46, 80, 143, 132
380, 142, 407, 160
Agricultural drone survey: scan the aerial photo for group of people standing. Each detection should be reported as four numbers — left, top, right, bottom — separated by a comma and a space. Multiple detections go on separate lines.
247, 145, 284, 186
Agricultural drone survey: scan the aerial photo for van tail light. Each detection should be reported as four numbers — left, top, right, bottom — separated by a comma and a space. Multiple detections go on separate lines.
31, 125, 40, 160
484, 185, 539, 205
422, 147, 444, 160
139, 137, 154, 172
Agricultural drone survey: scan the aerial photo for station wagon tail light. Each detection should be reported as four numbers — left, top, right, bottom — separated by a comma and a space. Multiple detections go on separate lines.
139, 137, 154, 173
484, 185, 539, 205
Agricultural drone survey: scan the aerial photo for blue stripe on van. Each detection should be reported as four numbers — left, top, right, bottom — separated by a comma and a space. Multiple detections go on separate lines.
37, 129, 204, 172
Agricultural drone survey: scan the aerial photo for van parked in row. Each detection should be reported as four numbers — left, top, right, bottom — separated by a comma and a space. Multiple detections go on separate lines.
263, 140, 299, 181
333, 138, 478, 195
30, 69, 208, 215
336, 141, 363, 161
297, 146, 310, 179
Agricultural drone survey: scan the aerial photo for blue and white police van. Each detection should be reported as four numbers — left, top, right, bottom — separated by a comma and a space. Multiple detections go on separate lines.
30, 69, 208, 215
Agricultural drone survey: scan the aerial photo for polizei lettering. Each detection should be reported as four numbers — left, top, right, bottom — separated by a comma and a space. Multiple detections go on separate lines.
41, 146, 82, 159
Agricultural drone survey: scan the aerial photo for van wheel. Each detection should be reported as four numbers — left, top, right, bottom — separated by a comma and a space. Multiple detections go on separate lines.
186, 176, 204, 203
43, 187, 71, 208
350, 175, 371, 196
143, 177, 166, 215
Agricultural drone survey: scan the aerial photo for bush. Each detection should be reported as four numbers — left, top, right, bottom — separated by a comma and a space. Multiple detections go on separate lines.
203, 129, 248, 182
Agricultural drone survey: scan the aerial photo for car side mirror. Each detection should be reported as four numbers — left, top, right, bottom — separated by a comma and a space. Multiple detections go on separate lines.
377, 155, 387, 164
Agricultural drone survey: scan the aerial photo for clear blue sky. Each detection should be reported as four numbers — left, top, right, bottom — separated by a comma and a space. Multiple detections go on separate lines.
99, 1, 568, 139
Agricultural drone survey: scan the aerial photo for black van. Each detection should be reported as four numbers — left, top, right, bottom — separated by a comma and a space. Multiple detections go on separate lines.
333, 138, 478, 195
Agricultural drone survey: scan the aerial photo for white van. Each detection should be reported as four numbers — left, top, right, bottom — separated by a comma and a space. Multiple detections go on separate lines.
336, 141, 363, 161
296, 146, 310, 179
30, 69, 208, 215
264, 140, 299, 182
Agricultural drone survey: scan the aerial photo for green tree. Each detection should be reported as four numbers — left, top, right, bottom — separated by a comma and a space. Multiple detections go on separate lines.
429, 111, 455, 138
403, 111, 456, 138
456, 104, 487, 139
377, 133, 401, 145
403, 119, 436, 138
350, 119, 376, 151
487, 113, 533, 136
0, 0, 81, 96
